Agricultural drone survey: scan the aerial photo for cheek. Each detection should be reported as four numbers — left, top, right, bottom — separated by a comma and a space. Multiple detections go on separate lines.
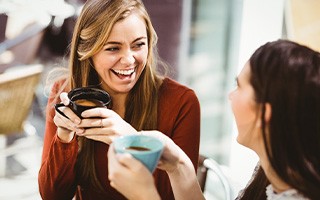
135, 50, 148, 70
231, 94, 258, 145
92, 53, 117, 71
232, 99, 256, 126
139, 47, 148, 62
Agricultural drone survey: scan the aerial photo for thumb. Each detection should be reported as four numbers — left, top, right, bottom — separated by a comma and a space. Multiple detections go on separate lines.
117, 153, 148, 173
60, 92, 70, 105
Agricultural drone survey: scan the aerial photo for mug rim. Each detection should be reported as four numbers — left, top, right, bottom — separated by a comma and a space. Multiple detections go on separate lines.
114, 135, 164, 154
68, 87, 111, 106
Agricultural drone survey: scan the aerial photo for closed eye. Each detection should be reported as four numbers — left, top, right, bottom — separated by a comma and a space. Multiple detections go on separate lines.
133, 42, 146, 49
105, 47, 119, 51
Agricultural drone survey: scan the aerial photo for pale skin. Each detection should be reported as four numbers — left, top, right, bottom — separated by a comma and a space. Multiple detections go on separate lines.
53, 13, 148, 144
107, 62, 294, 199
107, 131, 204, 200
229, 62, 291, 193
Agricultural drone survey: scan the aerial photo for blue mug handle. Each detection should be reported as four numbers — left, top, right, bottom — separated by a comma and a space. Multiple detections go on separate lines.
54, 103, 71, 119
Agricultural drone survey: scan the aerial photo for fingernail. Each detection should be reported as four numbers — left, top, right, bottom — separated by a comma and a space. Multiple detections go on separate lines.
81, 112, 88, 118
62, 99, 69, 105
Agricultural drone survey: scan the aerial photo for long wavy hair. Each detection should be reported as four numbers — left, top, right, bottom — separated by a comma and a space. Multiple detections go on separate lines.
239, 40, 320, 199
53, 0, 164, 193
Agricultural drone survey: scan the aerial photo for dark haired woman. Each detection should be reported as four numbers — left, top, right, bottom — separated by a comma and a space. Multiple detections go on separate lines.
108, 39, 320, 200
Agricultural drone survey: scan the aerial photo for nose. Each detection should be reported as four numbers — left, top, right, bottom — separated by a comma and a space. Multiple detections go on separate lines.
120, 51, 135, 65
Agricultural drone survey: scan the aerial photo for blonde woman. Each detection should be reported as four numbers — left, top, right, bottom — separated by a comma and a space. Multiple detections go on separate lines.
38, 0, 200, 199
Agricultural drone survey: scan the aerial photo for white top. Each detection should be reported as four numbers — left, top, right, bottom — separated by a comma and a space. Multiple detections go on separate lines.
266, 184, 310, 200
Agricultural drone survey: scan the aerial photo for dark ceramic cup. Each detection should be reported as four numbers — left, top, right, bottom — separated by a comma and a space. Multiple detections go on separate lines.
55, 87, 111, 119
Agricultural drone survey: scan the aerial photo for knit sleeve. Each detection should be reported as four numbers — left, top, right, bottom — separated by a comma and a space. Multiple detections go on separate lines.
38, 82, 78, 200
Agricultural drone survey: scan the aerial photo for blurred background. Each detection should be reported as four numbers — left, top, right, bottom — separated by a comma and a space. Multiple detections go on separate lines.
0, 0, 319, 199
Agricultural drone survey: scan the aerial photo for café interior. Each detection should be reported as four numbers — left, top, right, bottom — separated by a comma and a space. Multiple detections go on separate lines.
0, 0, 319, 199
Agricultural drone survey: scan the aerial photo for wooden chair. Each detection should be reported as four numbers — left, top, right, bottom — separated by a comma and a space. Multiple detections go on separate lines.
0, 64, 43, 177
197, 155, 234, 200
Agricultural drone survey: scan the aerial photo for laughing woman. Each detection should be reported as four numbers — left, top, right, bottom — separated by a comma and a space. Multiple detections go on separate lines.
38, 0, 200, 199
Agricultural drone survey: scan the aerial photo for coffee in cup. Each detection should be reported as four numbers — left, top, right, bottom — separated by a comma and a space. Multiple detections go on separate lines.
113, 135, 164, 172
125, 146, 151, 151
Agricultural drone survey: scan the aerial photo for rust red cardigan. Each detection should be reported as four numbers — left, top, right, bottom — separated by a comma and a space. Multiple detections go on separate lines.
38, 78, 200, 200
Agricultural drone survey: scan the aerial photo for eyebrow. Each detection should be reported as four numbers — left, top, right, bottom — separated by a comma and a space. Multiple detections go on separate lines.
105, 36, 147, 45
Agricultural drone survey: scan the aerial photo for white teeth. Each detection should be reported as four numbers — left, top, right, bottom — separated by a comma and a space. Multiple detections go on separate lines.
113, 68, 135, 75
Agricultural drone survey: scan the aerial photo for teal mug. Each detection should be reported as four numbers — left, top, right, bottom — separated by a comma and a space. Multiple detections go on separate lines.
113, 135, 164, 172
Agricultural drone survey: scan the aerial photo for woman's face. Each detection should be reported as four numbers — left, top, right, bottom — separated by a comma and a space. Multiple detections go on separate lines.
229, 62, 261, 150
92, 13, 148, 95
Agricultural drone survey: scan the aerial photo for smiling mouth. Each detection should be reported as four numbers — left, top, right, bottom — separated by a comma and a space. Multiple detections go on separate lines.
111, 68, 135, 77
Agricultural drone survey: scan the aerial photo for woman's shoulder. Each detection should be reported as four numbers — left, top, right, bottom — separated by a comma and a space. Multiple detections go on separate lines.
159, 77, 199, 105
160, 77, 197, 97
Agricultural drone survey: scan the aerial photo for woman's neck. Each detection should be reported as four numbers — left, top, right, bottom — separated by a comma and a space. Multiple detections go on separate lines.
259, 156, 291, 193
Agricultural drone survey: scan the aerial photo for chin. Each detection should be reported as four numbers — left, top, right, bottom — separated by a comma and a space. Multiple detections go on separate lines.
236, 134, 248, 148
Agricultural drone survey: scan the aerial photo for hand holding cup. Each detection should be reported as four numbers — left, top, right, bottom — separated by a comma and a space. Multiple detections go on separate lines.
55, 87, 111, 119
113, 134, 164, 172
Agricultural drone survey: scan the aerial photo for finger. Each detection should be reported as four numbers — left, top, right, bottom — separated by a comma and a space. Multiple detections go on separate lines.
60, 92, 70, 105
54, 112, 83, 133
79, 118, 113, 128
108, 145, 126, 171
78, 127, 102, 135
55, 105, 81, 125
117, 153, 148, 173
140, 130, 166, 143
108, 144, 116, 162
83, 134, 114, 144
80, 126, 116, 136
108, 144, 119, 174
108, 145, 130, 180
81, 107, 114, 118
53, 112, 75, 131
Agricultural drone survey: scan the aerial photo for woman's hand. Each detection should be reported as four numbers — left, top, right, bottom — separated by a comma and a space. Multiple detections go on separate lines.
140, 131, 182, 173
141, 131, 203, 200
108, 144, 161, 200
76, 108, 138, 144
53, 92, 82, 143
108, 131, 201, 200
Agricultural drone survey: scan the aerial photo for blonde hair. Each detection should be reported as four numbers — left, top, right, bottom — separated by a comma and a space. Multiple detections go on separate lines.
48, 0, 164, 193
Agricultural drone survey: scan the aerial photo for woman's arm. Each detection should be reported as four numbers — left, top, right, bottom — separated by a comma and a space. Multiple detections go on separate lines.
146, 131, 204, 200
166, 146, 205, 200
38, 84, 79, 200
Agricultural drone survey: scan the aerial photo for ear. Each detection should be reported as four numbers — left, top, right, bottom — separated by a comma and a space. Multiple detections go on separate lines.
255, 103, 272, 128
264, 103, 272, 123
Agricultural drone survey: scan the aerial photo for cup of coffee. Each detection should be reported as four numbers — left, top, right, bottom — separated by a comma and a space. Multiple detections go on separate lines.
55, 87, 111, 119
113, 135, 164, 172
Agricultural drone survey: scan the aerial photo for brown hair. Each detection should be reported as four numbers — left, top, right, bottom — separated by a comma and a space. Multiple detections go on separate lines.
240, 40, 320, 199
